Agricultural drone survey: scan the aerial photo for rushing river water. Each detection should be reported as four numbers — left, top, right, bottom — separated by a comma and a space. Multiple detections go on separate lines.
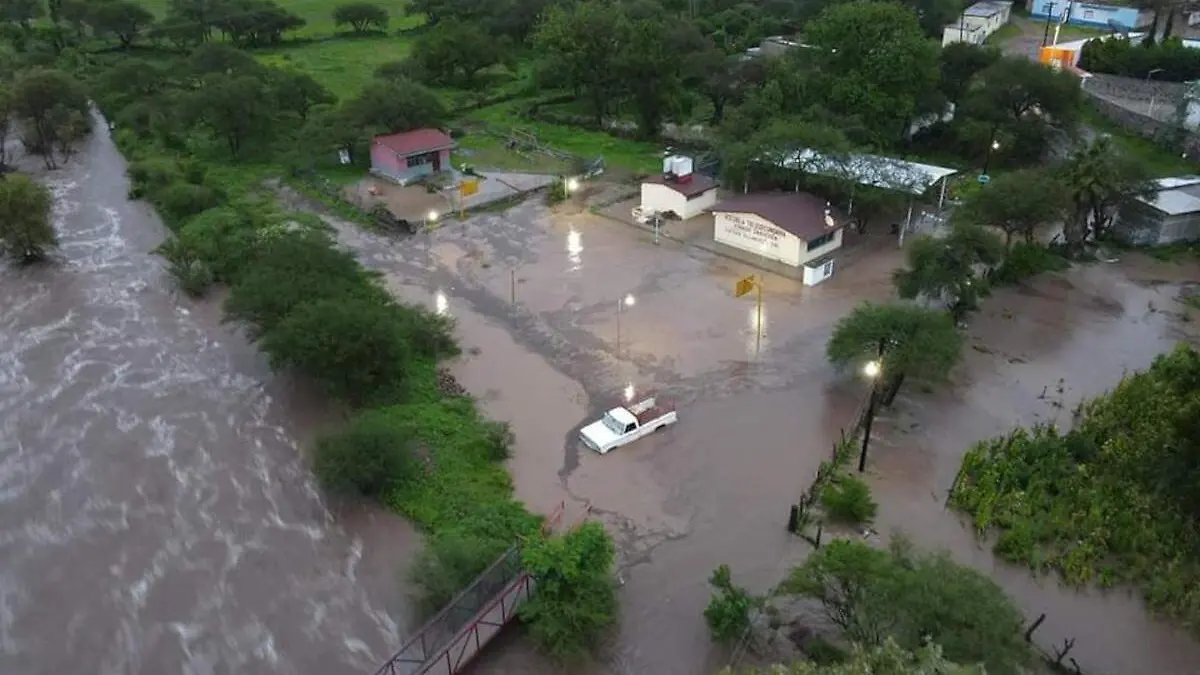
0, 120, 415, 674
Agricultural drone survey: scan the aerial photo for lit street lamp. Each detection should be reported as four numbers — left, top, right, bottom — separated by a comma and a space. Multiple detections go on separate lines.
564, 177, 580, 200
616, 294, 636, 356
858, 358, 882, 473
425, 210, 439, 229
981, 133, 1001, 177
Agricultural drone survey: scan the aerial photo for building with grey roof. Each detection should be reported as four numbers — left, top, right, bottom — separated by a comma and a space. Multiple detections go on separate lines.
1113, 176, 1200, 246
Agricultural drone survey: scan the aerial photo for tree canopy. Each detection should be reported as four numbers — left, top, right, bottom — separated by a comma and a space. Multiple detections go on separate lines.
893, 223, 1005, 320
332, 2, 390, 34
726, 639, 982, 674
826, 302, 964, 385
0, 173, 56, 263
1061, 136, 1154, 254
952, 168, 1068, 248
780, 538, 1030, 674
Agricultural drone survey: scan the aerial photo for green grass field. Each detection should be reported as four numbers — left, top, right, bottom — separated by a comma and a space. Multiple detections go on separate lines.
1081, 101, 1196, 178
256, 36, 413, 99
138, 0, 419, 37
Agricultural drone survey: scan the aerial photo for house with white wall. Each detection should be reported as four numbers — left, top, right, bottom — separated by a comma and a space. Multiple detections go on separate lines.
943, 1, 1014, 45
638, 156, 719, 221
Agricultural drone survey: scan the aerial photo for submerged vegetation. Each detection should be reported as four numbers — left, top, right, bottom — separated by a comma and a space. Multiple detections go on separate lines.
952, 344, 1200, 630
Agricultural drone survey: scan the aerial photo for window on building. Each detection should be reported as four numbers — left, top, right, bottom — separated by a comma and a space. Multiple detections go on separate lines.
807, 231, 835, 251
406, 152, 434, 168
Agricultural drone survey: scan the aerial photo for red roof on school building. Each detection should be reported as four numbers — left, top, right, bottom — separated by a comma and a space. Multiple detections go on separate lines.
373, 128, 455, 157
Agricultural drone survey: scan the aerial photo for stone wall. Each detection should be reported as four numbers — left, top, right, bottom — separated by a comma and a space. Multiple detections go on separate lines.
1081, 72, 1186, 105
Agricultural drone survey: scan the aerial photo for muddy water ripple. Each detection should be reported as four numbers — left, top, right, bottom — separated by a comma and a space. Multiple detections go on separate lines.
0, 121, 405, 675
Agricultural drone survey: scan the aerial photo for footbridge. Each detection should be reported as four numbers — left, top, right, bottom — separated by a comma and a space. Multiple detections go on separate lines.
371, 503, 566, 675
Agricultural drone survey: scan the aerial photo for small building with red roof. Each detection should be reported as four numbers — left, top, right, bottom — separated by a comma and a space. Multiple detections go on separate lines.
639, 155, 718, 221
711, 192, 848, 286
370, 128, 456, 185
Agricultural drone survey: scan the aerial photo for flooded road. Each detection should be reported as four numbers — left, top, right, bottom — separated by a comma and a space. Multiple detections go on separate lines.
0, 123, 416, 674
319, 194, 1200, 675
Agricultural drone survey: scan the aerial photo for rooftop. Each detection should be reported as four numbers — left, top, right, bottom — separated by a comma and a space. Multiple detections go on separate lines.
964, 1, 1010, 18
1139, 176, 1200, 216
644, 173, 717, 198
712, 192, 847, 241
374, 128, 455, 157
779, 149, 958, 195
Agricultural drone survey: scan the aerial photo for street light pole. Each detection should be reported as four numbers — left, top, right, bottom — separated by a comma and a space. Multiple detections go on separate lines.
1042, 0, 1058, 47
981, 130, 1000, 176
857, 339, 886, 473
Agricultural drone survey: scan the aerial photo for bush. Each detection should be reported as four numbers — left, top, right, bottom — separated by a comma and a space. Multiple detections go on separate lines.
165, 252, 215, 296
0, 172, 56, 263
1080, 35, 1200, 81
313, 408, 418, 498
153, 181, 221, 223
408, 532, 508, 618
519, 522, 618, 661
989, 242, 1067, 286
951, 344, 1200, 628
704, 564, 759, 645
820, 475, 878, 524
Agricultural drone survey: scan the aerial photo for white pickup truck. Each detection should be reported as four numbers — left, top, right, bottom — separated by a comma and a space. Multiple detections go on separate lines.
580, 396, 678, 454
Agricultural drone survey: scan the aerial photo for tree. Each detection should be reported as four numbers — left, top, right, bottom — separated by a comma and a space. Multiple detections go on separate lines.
269, 69, 334, 121
0, 173, 56, 263
893, 223, 1004, 320
953, 168, 1068, 248
312, 407, 417, 499
960, 56, 1081, 165
532, 0, 627, 126
780, 539, 1029, 675
802, 1, 940, 146
1061, 136, 1154, 255
225, 231, 387, 335
11, 68, 90, 169
188, 73, 274, 158
212, 0, 305, 47
87, 0, 155, 47
409, 18, 505, 88
617, 16, 685, 138
938, 42, 999, 108
332, 2, 389, 33
704, 564, 761, 645
260, 295, 413, 406
826, 302, 963, 403
724, 638, 982, 674
519, 522, 618, 661
341, 77, 447, 138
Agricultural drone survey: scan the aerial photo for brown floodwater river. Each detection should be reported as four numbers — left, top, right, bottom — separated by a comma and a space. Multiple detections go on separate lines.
0, 119, 418, 675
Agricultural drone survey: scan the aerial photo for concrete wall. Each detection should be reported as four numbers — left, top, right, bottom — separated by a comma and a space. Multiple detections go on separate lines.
1083, 87, 1200, 155
1114, 198, 1200, 245
1083, 72, 1186, 105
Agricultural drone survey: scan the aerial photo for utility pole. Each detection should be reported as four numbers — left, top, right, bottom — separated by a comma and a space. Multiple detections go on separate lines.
1042, 0, 1058, 47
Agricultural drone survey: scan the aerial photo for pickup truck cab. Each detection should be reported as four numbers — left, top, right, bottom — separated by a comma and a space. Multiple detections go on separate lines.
580, 396, 677, 454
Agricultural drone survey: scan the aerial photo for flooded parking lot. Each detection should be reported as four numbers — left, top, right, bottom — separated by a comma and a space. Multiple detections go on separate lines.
324, 194, 1200, 675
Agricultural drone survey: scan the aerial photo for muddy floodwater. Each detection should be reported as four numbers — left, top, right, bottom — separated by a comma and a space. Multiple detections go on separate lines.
0, 122, 418, 674
321, 197, 1200, 675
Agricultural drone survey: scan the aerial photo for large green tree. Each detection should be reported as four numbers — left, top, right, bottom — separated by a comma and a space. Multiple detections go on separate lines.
332, 2, 389, 33
11, 68, 90, 169
261, 295, 413, 406
87, 0, 156, 47
532, 0, 627, 126
781, 539, 1030, 674
188, 73, 274, 158
826, 302, 963, 403
1061, 136, 1154, 255
0, 173, 56, 263
938, 42, 999, 108
519, 522, 618, 661
617, 16, 685, 138
802, 1, 940, 146
960, 56, 1081, 165
893, 223, 1005, 320
409, 18, 506, 88
953, 168, 1069, 248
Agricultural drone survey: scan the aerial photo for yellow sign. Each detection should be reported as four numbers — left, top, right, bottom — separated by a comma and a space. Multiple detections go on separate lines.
735, 276, 756, 298
458, 179, 480, 197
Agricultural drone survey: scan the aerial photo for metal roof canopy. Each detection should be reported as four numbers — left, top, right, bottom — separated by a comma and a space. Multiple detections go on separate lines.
780, 149, 958, 196
1139, 176, 1200, 216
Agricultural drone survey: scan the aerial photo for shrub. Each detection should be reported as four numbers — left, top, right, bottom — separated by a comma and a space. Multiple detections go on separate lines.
261, 296, 413, 406
165, 252, 215, 296
312, 408, 418, 499
519, 522, 618, 661
153, 181, 221, 223
0, 173, 56, 263
408, 532, 508, 618
989, 242, 1067, 286
1080, 35, 1200, 81
704, 564, 758, 645
820, 475, 878, 524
